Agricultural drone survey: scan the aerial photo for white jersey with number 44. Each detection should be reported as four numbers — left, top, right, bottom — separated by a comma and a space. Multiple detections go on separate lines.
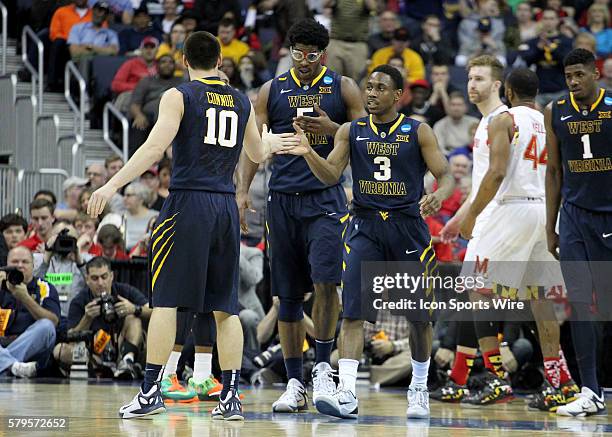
495, 106, 547, 201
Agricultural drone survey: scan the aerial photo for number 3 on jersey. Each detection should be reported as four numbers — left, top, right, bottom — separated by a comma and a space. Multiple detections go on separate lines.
523, 135, 547, 169
374, 156, 391, 181
204, 107, 238, 148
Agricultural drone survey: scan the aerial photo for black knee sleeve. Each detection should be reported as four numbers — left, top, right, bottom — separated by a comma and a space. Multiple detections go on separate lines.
192, 312, 216, 347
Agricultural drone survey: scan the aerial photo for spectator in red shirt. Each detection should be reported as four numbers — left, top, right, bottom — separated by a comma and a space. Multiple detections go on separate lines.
434, 154, 472, 221
112, 36, 159, 113
19, 199, 55, 253
90, 224, 130, 260
74, 213, 101, 255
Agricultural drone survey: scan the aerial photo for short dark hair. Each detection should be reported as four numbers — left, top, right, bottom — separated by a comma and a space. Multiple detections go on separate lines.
158, 157, 172, 174
97, 224, 123, 246
564, 48, 596, 70
29, 198, 55, 215
86, 256, 112, 274
183, 31, 221, 70
104, 155, 123, 168
505, 67, 539, 99
287, 18, 329, 51
0, 214, 28, 233
371, 65, 404, 91
34, 190, 57, 205
218, 17, 235, 29
449, 91, 466, 101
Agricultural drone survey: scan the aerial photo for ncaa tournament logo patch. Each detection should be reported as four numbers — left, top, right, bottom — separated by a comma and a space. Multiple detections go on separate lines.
323, 76, 333, 85
605, 96, 612, 106
400, 124, 411, 133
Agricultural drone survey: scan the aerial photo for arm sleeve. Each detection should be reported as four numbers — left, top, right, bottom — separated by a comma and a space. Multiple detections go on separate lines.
119, 284, 148, 305
49, 8, 63, 41
111, 60, 132, 93
67, 293, 86, 329
67, 24, 81, 45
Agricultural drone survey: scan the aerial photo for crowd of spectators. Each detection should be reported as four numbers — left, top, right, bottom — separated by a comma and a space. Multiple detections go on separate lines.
1, 0, 611, 389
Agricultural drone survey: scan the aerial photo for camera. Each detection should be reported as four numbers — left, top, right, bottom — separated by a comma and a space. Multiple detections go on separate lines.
99, 292, 119, 324
52, 228, 77, 256
0, 266, 24, 286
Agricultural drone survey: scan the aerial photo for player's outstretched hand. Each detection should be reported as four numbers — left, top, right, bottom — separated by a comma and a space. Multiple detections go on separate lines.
546, 229, 560, 260
87, 184, 116, 218
293, 104, 338, 136
440, 216, 460, 244
262, 123, 301, 155
419, 192, 442, 218
275, 122, 313, 156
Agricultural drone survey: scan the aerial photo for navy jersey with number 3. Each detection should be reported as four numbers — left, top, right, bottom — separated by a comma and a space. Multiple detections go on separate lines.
171, 77, 252, 193
551, 88, 612, 212
267, 67, 347, 192
350, 114, 427, 216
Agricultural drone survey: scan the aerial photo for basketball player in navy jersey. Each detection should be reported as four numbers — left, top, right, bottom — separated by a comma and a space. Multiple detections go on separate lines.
88, 31, 300, 420
546, 48, 612, 417
278, 65, 454, 419
237, 19, 366, 413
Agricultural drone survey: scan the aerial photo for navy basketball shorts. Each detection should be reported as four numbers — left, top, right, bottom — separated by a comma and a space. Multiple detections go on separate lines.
149, 190, 240, 315
342, 212, 435, 322
266, 185, 349, 299
559, 201, 612, 317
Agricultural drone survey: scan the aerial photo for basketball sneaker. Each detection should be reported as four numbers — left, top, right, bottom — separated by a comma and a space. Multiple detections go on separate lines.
312, 362, 336, 406
527, 380, 566, 412
189, 376, 223, 401
430, 379, 469, 402
119, 384, 166, 419
211, 389, 244, 421
556, 386, 607, 417
272, 378, 308, 413
462, 372, 513, 406
114, 357, 137, 380
315, 383, 358, 419
560, 380, 580, 402
407, 385, 430, 418
161, 374, 198, 403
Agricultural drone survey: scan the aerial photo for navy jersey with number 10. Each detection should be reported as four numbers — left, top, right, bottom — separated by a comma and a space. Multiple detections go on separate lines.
170, 77, 252, 193
349, 114, 427, 216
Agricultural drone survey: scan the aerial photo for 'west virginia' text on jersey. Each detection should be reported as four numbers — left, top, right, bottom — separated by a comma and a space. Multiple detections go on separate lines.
551, 88, 612, 212
267, 67, 347, 192
349, 114, 426, 216
171, 77, 251, 193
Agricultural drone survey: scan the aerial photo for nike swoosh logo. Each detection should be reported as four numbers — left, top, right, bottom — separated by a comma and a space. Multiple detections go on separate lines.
406, 249, 418, 255
280, 89, 291, 94
339, 401, 354, 405
603, 233, 612, 238
325, 212, 337, 216
561, 115, 572, 121
356, 136, 369, 141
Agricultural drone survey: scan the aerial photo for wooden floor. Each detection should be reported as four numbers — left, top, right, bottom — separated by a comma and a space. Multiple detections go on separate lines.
0, 379, 611, 436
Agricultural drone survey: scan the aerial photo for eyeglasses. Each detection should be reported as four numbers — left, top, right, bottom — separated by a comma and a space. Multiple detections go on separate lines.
290, 47, 323, 63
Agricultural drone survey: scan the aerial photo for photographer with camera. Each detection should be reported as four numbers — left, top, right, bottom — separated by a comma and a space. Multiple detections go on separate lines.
54, 257, 151, 379
0, 246, 61, 378
33, 222, 93, 319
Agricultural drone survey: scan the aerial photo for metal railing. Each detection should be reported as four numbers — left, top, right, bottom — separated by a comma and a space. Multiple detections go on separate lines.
0, 165, 17, 216
15, 95, 37, 170
0, 74, 16, 157
71, 135, 84, 177
103, 102, 129, 162
65, 60, 88, 140
21, 26, 44, 114
0, 1, 7, 75
1, 165, 68, 214
36, 115, 60, 169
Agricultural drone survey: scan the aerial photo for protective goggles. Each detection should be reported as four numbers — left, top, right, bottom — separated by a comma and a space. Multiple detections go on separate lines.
290, 47, 324, 63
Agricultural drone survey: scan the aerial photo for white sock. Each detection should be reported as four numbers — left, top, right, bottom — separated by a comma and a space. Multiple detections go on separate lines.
410, 358, 430, 388
338, 358, 359, 393
192, 352, 213, 383
163, 351, 181, 379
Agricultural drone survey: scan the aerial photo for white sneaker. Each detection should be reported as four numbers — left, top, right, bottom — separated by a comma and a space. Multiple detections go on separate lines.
11, 361, 37, 378
119, 384, 166, 419
407, 385, 430, 418
315, 383, 358, 419
556, 386, 607, 417
312, 362, 336, 405
272, 378, 308, 413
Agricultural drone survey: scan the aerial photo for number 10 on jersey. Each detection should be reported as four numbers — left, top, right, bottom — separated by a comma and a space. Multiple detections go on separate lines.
204, 107, 238, 148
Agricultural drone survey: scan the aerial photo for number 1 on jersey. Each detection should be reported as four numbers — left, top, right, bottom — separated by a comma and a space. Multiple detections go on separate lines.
581, 134, 593, 159
523, 135, 547, 169
204, 107, 238, 148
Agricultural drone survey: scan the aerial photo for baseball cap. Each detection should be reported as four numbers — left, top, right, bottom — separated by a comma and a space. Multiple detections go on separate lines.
409, 79, 431, 90
93, 1, 111, 11
140, 36, 160, 49
63, 176, 89, 192
393, 27, 411, 42
478, 17, 492, 33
